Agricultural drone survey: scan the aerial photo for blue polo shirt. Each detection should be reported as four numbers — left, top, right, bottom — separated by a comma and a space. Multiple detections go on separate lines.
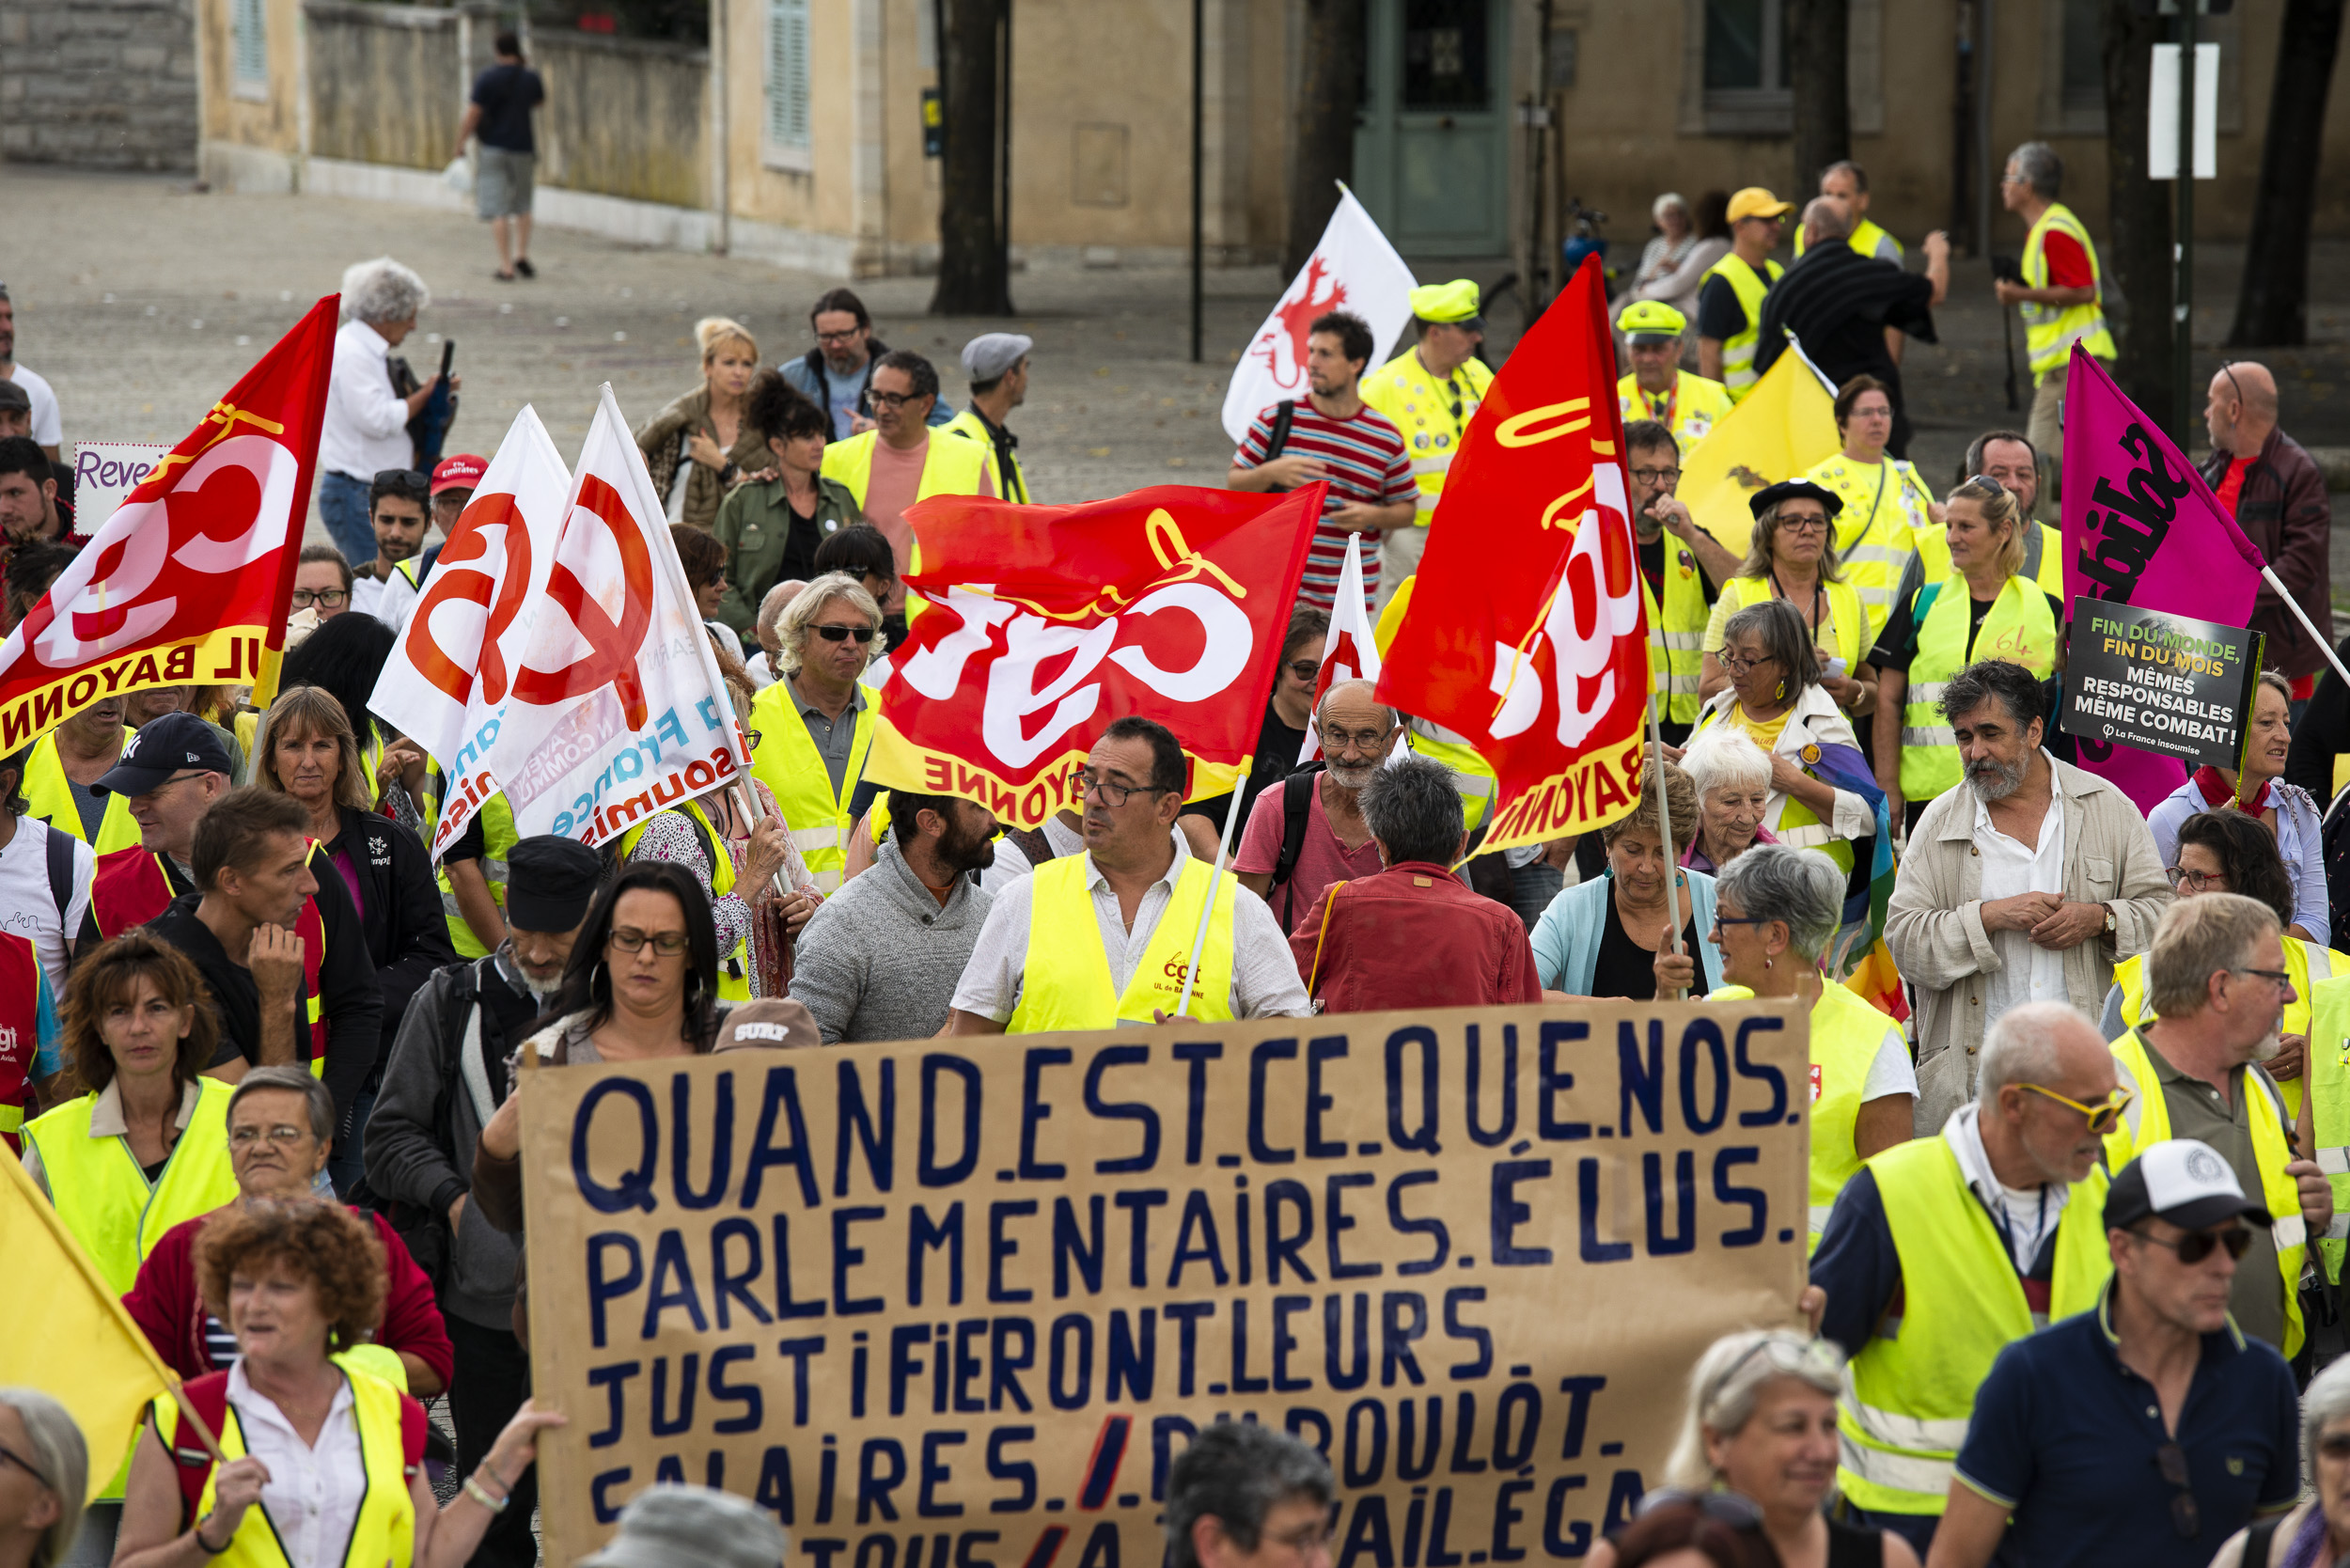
1952, 1287, 2299, 1568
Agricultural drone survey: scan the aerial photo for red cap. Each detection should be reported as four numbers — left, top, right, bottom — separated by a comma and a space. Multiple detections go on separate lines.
431, 454, 489, 495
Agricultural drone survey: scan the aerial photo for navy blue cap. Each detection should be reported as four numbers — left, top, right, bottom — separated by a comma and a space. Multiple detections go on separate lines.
93, 711, 233, 796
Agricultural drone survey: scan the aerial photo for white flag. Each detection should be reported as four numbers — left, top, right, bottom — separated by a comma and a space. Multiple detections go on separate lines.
472, 384, 748, 847
1299, 532, 1386, 764
367, 406, 572, 859
1220, 185, 1418, 444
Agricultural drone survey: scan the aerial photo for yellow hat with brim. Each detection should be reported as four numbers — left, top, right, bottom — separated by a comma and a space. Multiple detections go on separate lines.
1727, 187, 1795, 223
1615, 300, 1687, 343
1409, 279, 1482, 326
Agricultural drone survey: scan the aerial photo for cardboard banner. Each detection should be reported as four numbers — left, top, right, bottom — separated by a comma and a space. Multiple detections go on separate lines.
519, 1000, 1810, 1568
67, 442, 170, 533
2060, 599, 2262, 774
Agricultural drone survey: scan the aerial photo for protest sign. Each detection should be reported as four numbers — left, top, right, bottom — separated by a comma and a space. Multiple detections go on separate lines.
68, 442, 170, 531
2060, 599, 2262, 774
519, 1000, 1810, 1568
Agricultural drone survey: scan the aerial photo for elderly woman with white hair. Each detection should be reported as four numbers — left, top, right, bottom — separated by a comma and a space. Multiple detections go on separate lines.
2210, 1355, 2350, 1565
318, 259, 454, 567
1680, 728, 1778, 875
1586, 1330, 1917, 1568
1699, 845, 1914, 1247
0, 1389, 84, 1568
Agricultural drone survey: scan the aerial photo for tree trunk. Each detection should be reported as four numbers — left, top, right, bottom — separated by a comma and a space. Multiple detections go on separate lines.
2228, 0, 2345, 347
1287, 0, 1369, 275
2100, 0, 2171, 415
1786, 0, 1851, 200
931, 0, 1012, 316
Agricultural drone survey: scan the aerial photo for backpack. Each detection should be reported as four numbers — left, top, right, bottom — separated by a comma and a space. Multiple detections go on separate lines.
379, 958, 492, 1289
1259, 400, 1298, 493
162, 1370, 427, 1528
39, 823, 71, 929
1266, 762, 1325, 926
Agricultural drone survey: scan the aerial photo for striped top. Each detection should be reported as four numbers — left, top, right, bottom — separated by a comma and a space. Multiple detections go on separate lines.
1234, 400, 1417, 609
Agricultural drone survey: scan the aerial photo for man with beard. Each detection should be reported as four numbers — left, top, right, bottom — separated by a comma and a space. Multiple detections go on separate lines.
1886, 659, 2170, 1129
1234, 680, 1400, 933
362, 833, 602, 1568
790, 791, 999, 1043
347, 466, 431, 620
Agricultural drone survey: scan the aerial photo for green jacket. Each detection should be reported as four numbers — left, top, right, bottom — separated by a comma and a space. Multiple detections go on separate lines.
710, 472, 864, 634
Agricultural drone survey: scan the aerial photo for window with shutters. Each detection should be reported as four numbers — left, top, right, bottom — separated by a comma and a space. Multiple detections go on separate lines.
763, 0, 812, 171
231, 0, 269, 101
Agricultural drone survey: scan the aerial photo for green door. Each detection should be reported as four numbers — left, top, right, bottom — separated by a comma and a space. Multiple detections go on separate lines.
1351, 0, 1511, 257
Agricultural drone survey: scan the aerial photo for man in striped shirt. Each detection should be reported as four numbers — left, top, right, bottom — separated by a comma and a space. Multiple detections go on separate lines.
1227, 309, 1418, 609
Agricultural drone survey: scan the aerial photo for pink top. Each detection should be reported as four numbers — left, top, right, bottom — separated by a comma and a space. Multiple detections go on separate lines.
1233, 774, 1389, 934
1680, 823, 1777, 875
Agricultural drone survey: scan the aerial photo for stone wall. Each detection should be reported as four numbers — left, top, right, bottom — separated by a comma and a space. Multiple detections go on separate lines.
0, 0, 199, 170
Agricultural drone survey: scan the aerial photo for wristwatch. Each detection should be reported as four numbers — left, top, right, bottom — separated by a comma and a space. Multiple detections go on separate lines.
2102, 903, 2117, 936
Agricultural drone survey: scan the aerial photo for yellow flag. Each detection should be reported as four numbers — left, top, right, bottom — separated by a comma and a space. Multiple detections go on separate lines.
1679, 351, 1841, 560
0, 1151, 176, 1501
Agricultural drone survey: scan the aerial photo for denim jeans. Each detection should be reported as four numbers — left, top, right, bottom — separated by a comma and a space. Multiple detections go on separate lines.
318, 470, 376, 566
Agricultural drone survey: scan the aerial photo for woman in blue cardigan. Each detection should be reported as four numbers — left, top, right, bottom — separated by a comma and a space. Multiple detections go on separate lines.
1532, 761, 1726, 997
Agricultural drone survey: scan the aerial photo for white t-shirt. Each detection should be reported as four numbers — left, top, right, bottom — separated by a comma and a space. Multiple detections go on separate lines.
350, 573, 387, 620
0, 818, 94, 990
5, 366, 60, 448
1862, 1027, 1919, 1101
1975, 751, 2069, 1030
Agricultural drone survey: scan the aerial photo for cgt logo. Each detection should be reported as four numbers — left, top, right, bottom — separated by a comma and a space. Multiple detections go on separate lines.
408, 491, 536, 707
1486, 465, 1641, 749
510, 476, 656, 728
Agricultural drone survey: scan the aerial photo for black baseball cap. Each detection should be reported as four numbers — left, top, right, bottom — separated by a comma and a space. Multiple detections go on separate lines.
504, 835, 603, 933
92, 712, 233, 796
2104, 1139, 2272, 1233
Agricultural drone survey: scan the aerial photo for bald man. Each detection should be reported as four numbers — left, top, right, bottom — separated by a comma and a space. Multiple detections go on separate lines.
1233, 679, 1398, 933
2201, 361, 2333, 688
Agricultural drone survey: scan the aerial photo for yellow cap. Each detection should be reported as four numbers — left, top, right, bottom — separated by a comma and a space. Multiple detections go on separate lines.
1727, 187, 1795, 223
1408, 279, 1482, 325
1615, 300, 1688, 341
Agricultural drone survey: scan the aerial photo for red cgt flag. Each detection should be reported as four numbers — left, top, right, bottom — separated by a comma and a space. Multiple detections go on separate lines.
1376, 256, 1651, 853
0, 297, 337, 748
864, 484, 1324, 826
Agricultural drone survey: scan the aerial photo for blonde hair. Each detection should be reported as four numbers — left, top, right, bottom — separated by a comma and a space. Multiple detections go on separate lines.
1945, 476, 2027, 580
697, 316, 759, 366
1664, 1331, 1843, 1489
777, 572, 885, 678
256, 686, 374, 812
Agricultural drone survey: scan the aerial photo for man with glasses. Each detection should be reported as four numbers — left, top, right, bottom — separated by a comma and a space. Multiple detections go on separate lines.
783, 288, 955, 442
87, 713, 235, 939
349, 468, 431, 620
1626, 419, 1737, 743
1809, 1001, 2123, 1557
819, 350, 992, 621
947, 716, 1310, 1033
2201, 360, 2333, 708
2101, 893, 2332, 1358
749, 572, 887, 894
1614, 301, 1732, 449
1234, 680, 1401, 934
1165, 1419, 1334, 1568
1928, 1139, 2302, 1568
1359, 280, 1495, 603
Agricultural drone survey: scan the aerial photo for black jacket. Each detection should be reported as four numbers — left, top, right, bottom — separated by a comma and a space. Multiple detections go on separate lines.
320, 806, 459, 1063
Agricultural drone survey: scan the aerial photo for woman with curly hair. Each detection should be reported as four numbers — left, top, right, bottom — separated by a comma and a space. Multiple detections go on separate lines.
20, 932, 237, 1295
114, 1200, 560, 1568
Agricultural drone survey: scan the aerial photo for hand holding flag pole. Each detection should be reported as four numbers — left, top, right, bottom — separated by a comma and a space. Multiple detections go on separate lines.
1175, 758, 1252, 1018
1644, 684, 1686, 1002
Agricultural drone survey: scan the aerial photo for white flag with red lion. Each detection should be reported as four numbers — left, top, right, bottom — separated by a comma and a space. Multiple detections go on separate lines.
1219, 185, 1416, 443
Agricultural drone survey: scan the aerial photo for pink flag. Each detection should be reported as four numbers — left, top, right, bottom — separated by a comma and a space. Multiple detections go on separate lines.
2060, 345, 2268, 813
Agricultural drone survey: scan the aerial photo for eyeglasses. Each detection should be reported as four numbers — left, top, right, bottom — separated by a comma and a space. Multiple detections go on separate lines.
1075, 768, 1167, 808
815, 327, 865, 345
814, 624, 877, 644
1321, 726, 1394, 753
743, 729, 763, 751
1717, 651, 1777, 675
1287, 660, 1321, 682
0, 1441, 48, 1490
868, 390, 921, 409
2166, 866, 2226, 893
1630, 466, 1682, 485
2014, 1082, 2135, 1136
2229, 965, 2295, 992
2138, 1222, 2254, 1267
1777, 514, 1831, 535
228, 1123, 311, 1149
2156, 1442, 2201, 1540
1632, 1487, 1765, 1529
372, 468, 428, 489
609, 928, 689, 955
290, 588, 351, 609
1259, 1524, 1333, 1560
1710, 913, 1775, 938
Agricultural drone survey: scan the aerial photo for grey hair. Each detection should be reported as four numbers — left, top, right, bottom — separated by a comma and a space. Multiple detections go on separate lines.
0, 1388, 86, 1568
2146, 893, 2279, 1020
1719, 599, 1823, 695
1682, 728, 1773, 802
227, 1064, 336, 1144
1652, 192, 1689, 225
1663, 1331, 1843, 1490
341, 258, 430, 327
776, 571, 884, 677
1939, 658, 2045, 731
1164, 1422, 1333, 1568
1315, 677, 1398, 732
1716, 844, 1841, 961
2009, 141, 2063, 200
1975, 1000, 2074, 1103
757, 580, 806, 644
2304, 1357, 2350, 1483
1359, 755, 1465, 868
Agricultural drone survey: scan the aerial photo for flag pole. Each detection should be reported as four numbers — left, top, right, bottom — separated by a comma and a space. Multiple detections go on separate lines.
1175, 758, 1251, 1017
732, 780, 794, 900
1644, 682, 1686, 1001
2258, 564, 2350, 694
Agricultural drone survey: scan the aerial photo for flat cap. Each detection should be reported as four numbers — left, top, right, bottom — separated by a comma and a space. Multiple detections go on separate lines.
961, 333, 1033, 383
504, 834, 603, 933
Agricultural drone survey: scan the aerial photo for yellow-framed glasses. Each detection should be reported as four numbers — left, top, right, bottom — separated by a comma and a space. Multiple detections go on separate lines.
2016, 1082, 2135, 1135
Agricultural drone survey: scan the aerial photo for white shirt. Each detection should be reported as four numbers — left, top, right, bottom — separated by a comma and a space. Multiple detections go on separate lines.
1943, 1100, 2070, 1273
4, 366, 60, 447
0, 816, 92, 991
374, 563, 420, 632
318, 320, 413, 481
1862, 1027, 1919, 1102
225, 1362, 366, 1568
1974, 750, 2068, 1030
349, 574, 387, 620
979, 813, 1087, 895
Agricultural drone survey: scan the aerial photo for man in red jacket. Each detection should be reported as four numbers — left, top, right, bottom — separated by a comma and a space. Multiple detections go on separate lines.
1289, 755, 1542, 1012
120, 1065, 451, 1393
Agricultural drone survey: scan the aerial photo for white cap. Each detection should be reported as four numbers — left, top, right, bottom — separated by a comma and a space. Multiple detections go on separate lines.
2106, 1138, 2271, 1232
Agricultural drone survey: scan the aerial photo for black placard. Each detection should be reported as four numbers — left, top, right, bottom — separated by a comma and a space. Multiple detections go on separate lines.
2060, 597, 2263, 773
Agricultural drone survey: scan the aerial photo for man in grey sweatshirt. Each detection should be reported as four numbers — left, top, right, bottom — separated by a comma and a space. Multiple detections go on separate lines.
792, 792, 998, 1042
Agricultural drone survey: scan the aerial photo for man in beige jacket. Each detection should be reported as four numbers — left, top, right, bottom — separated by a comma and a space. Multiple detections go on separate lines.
1886, 660, 2171, 1131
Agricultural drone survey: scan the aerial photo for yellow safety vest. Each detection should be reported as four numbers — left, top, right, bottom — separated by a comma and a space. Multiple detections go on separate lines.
1699, 254, 1783, 400
1638, 541, 1715, 726
1615, 369, 1734, 451
2301, 974, 2350, 1282
1794, 217, 1904, 263
2113, 939, 2339, 1121
1898, 576, 2059, 802
2106, 1027, 2308, 1357
1912, 519, 2066, 602
1807, 980, 1905, 1249
1838, 1135, 2111, 1515
23, 1079, 239, 1295
942, 409, 1028, 505
820, 428, 994, 514
154, 1367, 416, 1568
436, 793, 516, 959
1804, 456, 1935, 638
23, 729, 141, 854
1006, 853, 1240, 1033
1359, 349, 1496, 528
1709, 574, 1871, 682
619, 797, 749, 1001
747, 681, 878, 895
2020, 201, 2117, 380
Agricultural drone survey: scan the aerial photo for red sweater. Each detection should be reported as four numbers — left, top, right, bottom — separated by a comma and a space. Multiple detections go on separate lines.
1289, 861, 1543, 1012
123, 1205, 455, 1391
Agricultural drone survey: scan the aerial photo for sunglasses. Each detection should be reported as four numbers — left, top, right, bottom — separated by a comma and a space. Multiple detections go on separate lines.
2015, 1082, 2135, 1136
1287, 660, 1321, 682
814, 624, 876, 644
2136, 1222, 2254, 1267
0, 1441, 47, 1490
2156, 1441, 2201, 1540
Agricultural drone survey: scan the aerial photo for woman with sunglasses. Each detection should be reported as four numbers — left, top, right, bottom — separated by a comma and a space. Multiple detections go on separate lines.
1589, 1330, 1915, 1568
1870, 476, 2062, 834
1693, 846, 1914, 1250
2209, 1356, 2350, 1568
0, 1388, 86, 1568
2147, 671, 2326, 947
1698, 481, 1876, 718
